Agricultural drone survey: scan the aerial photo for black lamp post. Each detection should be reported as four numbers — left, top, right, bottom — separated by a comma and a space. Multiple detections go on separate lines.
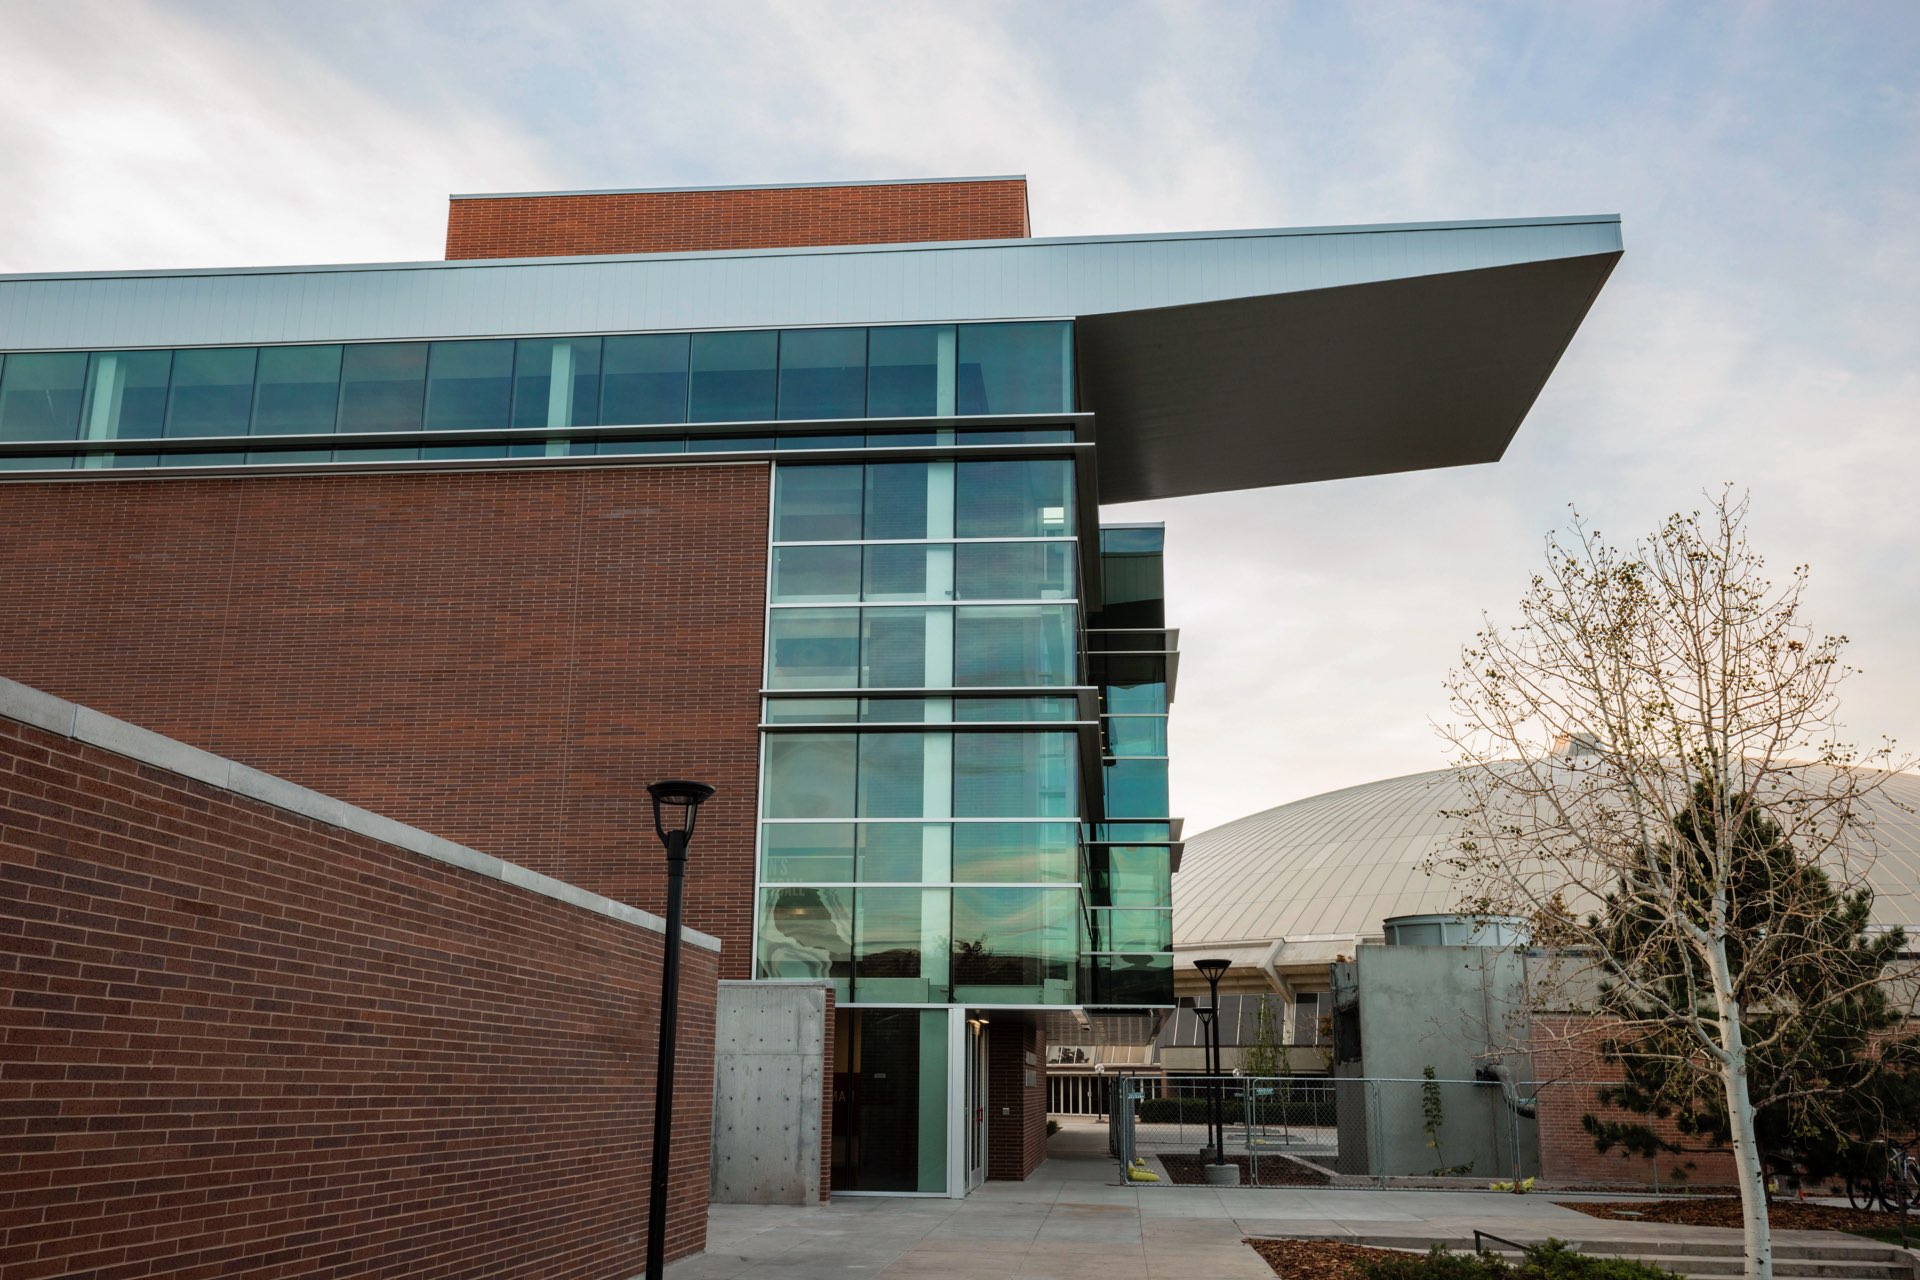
645, 779, 714, 1280
1194, 958, 1232, 1168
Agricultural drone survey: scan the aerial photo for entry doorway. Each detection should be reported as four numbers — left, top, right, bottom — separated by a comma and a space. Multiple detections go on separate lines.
965, 1018, 989, 1190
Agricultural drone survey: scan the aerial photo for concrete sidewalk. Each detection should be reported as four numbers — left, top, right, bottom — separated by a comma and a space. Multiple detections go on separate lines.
665, 1125, 1801, 1280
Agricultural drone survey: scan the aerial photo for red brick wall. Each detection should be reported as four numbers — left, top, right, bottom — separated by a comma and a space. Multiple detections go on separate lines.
987, 1021, 1049, 1181
0, 703, 720, 1278
1532, 1015, 1739, 1188
446, 178, 1030, 259
0, 466, 768, 977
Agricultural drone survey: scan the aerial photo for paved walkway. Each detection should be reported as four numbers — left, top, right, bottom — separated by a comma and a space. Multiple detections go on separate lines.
665, 1123, 1813, 1280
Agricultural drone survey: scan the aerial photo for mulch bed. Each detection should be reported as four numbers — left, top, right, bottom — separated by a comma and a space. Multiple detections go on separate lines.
1158, 1152, 1331, 1186
1246, 1238, 1410, 1280
1559, 1198, 1905, 1233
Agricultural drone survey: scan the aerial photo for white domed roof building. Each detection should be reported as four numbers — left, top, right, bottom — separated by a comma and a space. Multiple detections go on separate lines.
1171, 765, 1920, 1055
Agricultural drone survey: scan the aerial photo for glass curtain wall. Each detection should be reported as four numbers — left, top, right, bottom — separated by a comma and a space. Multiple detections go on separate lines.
1085, 525, 1177, 1004
764, 452, 1087, 1194
0, 320, 1074, 470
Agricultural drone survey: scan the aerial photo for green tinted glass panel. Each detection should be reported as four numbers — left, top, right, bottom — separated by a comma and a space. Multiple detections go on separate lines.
761, 698, 860, 724
1093, 953, 1172, 1004
867, 325, 953, 418
857, 822, 946, 881
860, 697, 943, 722
1103, 759, 1168, 819
856, 733, 930, 818
690, 330, 776, 422
597, 435, 685, 456
771, 545, 862, 603
758, 886, 850, 999
773, 465, 863, 541
1093, 908, 1171, 952
951, 887, 1079, 1003
864, 462, 936, 539
955, 459, 1072, 537
81, 351, 172, 441
951, 822, 1080, 882
854, 887, 949, 1003
687, 434, 773, 452
953, 697, 1077, 722
863, 544, 951, 602
862, 607, 946, 688
424, 340, 513, 431
1103, 657, 1168, 713
336, 343, 427, 459
166, 347, 256, 437
955, 541, 1073, 600
510, 337, 601, 429
1106, 717, 1167, 757
952, 605, 1075, 687
954, 732, 1075, 818
1090, 846, 1172, 907
601, 333, 689, 425
0, 352, 89, 441
767, 608, 859, 688
252, 345, 342, 435
762, 823, 856, 882
779, 327, 866, 420
763, 733, 855, 818
955, 321, 1072, 415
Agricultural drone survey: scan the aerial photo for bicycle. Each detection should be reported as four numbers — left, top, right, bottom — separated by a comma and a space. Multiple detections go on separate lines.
1847, 1140, 1918, 1213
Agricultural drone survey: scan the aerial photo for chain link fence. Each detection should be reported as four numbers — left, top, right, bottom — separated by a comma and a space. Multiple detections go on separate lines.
1108, 1074, 1554, 1188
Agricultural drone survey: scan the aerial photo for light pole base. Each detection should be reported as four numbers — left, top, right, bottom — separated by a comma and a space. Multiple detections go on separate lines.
1202, 1162, 1241, 1186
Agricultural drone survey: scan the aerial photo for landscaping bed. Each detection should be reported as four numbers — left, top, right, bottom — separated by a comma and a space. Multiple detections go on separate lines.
1248, 1238, 1413, 1280
1557, 1198, 1908, 1233
1247, 1238, 1685, 1280
1158, 1152, 1331, 1186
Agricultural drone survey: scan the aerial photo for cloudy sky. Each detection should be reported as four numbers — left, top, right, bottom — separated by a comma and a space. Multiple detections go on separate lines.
3, 0, 1915, 834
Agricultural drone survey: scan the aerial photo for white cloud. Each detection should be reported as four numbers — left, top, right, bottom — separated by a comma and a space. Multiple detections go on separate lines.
0, 1, 554, 272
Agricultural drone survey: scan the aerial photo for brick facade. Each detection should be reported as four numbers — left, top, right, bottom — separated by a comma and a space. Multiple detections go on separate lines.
1531, 1015, 1740, 1188
0, 699, 720, 1278
0, 466, 769, 978
445, 178, 1030, 260
986, 1020, 1049, 1181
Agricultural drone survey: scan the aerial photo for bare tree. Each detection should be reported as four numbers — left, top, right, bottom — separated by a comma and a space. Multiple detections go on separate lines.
1437, 489, 1910, 1280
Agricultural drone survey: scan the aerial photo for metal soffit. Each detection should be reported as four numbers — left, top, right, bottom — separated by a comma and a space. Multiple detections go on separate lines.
0, 215, 1622, 504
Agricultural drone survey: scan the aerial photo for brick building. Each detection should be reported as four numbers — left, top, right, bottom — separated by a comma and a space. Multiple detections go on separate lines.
0, 177, 1621, 1202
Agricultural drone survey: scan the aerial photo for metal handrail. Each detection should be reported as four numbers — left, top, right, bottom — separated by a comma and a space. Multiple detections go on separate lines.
1472, 1230, 1528, 1256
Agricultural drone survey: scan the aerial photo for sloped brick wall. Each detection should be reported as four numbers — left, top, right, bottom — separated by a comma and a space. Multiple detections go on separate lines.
0, 699, 720, 1278
0, 465, 767, 976
446, 178, 1029, 259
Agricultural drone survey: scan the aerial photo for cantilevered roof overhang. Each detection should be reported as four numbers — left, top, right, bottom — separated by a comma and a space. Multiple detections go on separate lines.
0, 214, 1620, 503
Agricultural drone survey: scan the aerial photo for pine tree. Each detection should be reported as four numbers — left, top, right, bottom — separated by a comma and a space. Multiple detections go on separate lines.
1582, 781, 1920, 1185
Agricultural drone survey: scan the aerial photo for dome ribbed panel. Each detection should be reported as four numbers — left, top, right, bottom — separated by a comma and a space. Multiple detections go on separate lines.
1175, 767, 1920, 950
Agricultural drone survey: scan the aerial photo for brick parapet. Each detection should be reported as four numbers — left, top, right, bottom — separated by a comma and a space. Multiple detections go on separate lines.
0, 695, 719, 1277
445, 178, 1030, 259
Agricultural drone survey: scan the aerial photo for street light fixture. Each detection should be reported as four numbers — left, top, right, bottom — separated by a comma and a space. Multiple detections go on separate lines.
1194, 958, 1233, 1171
644, 779, 714, 1280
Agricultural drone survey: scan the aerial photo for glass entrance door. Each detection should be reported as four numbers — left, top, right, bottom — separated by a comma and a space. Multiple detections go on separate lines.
966, 1019, 989, 1190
